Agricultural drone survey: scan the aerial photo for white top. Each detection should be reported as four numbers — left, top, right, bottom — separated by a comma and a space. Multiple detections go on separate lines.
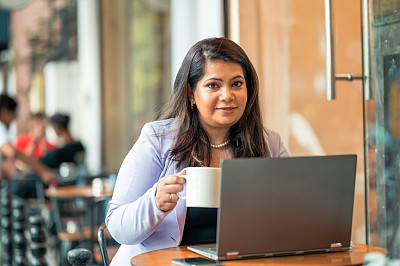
0, 121, 9, 166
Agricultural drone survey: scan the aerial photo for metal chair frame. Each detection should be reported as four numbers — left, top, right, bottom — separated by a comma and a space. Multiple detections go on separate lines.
98, 224, 110, 266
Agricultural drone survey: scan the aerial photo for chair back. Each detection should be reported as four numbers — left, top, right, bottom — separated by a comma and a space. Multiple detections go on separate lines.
98, 224, 110, 266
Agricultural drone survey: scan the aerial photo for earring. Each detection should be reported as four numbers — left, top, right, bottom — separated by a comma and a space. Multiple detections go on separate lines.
190, 99, 194, 109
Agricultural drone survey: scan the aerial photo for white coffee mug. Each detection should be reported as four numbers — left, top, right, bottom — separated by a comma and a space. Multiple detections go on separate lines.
178, 167, 221, 208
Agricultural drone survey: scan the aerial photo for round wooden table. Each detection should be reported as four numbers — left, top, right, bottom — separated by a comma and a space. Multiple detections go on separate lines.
131, 243, 387, 266
45, 185, 114, 261
45, 185, 113, 198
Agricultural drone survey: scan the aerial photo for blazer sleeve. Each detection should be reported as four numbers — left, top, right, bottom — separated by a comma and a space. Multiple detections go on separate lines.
264, 129, 290, 157
105, 123, 171, 245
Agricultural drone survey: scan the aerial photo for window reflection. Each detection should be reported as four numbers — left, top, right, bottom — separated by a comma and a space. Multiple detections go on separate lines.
130, 0, 170, 135
368, 0, 400, 257
382, 55, 400, 257
101, 0, 171, 171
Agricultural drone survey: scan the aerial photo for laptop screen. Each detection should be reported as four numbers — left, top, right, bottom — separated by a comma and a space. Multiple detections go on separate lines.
215, 155, 356, 259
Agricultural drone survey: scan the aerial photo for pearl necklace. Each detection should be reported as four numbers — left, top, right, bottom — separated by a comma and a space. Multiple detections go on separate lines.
210, 139, 231, 149
200, 137, 231, 149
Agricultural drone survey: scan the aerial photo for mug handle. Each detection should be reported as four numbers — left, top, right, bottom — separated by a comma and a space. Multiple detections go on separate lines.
177, 175, 187, 199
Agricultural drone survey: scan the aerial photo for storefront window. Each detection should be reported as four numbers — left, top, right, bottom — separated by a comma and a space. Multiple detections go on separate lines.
366, 0, 400, 257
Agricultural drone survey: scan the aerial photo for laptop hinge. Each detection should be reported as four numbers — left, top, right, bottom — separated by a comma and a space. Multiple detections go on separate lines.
330, 243, 342, 252
226, 251, 239, 260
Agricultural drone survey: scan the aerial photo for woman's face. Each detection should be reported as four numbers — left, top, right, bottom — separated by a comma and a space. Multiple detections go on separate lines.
192, 60, 248, 132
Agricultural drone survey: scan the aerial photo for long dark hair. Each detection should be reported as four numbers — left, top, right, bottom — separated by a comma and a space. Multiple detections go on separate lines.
158, 37, 267, 168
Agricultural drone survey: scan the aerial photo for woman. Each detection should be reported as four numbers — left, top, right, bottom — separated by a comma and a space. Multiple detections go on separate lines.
39, 113, 85, 169
106, 37, 289, 265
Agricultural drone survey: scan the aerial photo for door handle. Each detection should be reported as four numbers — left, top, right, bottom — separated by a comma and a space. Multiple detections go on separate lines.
361, 0, 372, 100
324, 0, 372, 101
324, 0, 336, 100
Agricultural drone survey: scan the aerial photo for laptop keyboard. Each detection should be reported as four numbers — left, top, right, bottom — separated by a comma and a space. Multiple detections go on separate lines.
206, 245, 217, 255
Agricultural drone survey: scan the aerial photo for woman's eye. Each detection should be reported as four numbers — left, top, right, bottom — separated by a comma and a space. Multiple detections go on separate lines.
207, 83, 219, 89
233, 81, 243, 87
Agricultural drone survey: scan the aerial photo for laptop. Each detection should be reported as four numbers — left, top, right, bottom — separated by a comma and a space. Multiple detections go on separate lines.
187, 154, 357, 261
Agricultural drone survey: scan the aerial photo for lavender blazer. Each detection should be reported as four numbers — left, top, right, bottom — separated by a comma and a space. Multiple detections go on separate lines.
106, 118, 289, 265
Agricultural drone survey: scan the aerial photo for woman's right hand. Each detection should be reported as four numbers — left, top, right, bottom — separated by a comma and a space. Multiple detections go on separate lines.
155, 169, 186, 212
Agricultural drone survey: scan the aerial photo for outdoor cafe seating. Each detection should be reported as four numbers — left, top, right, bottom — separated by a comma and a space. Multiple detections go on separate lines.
0, 162, 117, 265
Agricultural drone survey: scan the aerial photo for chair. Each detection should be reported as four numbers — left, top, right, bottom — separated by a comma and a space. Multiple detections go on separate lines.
97, 224, 119, 266
47, 175, 115, 265
48, 183, 108, 265
98, 224, 110, 266
50, 195, 90, 266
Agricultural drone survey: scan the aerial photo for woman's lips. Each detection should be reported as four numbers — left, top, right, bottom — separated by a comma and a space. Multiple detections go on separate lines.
216, 107, 237, 114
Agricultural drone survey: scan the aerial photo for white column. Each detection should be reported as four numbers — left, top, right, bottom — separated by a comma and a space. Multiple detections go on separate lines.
170, 0, 224, 85
229, 0, 240, 44
44, 1, 101, 172
77, 0, 102, 172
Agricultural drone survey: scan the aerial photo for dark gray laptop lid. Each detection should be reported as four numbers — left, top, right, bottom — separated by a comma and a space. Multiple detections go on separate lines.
216, 154, 357, 259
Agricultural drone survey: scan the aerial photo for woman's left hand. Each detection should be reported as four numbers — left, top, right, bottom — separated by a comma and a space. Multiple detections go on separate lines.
155, 169, 186, 212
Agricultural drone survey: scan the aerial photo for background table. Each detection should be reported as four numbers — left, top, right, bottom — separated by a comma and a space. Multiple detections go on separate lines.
46, 185, 113, 261
45, 185, 113, 199
131, 243, 387, 266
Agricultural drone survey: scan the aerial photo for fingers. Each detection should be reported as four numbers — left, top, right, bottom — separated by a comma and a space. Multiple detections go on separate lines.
177, 169, 186, 176
155, 171, 186, 212
163, 176, 186, 187
167, 192, 178, 203
163, 169, 186, 185
156, 190, 179, 212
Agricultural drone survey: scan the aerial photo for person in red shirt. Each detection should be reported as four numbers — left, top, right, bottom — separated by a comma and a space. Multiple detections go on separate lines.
0, 96, 57, 188
15, 113, 57, 160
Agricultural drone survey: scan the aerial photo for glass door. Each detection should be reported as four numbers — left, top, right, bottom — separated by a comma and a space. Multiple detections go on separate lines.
234, 0, 400, 256
365, 0, 400, 258
285, 0, 366, 244
235, 0, 366, 244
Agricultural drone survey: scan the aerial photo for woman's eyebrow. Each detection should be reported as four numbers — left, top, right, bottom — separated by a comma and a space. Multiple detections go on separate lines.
203, 75, 244, 83
203, 77, 222, 83
231, 75, 244, 80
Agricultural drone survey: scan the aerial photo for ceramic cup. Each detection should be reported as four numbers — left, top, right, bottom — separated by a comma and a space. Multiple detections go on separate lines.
178, 167, 221, 208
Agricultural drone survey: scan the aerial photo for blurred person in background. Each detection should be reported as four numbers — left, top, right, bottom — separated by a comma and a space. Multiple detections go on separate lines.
0, 94, 57, 189
39, 113, 85, 169
15, 112, 57, 160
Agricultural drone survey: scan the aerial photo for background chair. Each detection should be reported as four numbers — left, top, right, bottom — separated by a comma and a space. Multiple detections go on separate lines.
97, 224, 119, 266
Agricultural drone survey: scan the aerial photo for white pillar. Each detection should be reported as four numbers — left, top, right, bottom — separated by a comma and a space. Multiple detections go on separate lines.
170, 0, 224, 85
229, 0, 240, 44
77, 0, 102, 172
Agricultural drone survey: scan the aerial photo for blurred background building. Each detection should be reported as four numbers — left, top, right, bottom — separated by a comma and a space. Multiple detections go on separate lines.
0, 0, 399, 259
